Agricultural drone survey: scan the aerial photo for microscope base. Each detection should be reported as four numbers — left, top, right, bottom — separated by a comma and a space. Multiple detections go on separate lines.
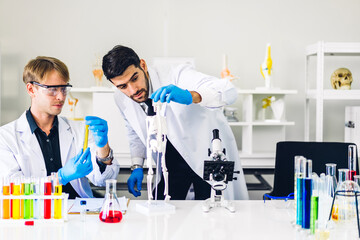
136, 200, 176, 216
202, 198, 235, 213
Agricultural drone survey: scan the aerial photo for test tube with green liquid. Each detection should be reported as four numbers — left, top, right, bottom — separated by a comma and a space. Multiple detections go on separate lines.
24, 178, 32, 219
310, 173, 319, 234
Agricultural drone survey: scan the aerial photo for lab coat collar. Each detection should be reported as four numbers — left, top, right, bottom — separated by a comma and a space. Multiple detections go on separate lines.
16, 112, 43, 161
148, 67, 162, 91
17, 111, 74, 168
57, 117, 74, 168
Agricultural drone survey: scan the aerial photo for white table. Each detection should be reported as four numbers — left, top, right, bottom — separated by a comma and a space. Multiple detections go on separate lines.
0, 200, 304, 240
3, 199, 356, 240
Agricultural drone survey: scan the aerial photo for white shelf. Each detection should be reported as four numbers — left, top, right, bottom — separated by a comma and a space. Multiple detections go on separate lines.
237, 89, 297, 95
235, 89, 296, 163
70, 87, 115, 93
229, 121, 295, 126
306, 42, 360, 56
239, 151, 275, 168
306, 89, 360, 100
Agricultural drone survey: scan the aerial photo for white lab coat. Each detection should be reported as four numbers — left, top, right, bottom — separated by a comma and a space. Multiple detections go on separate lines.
0, 112, 120, 198
114, 63, 249, 200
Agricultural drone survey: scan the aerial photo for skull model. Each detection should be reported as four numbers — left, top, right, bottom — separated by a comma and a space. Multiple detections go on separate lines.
330, 68, 353, 90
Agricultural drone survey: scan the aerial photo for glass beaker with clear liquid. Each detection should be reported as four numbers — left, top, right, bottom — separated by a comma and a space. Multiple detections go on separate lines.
99, 179, 122, 223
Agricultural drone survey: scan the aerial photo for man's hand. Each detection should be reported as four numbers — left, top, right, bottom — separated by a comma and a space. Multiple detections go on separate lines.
151, 84, 193, 105
85, 116, 108, 148
58, 148, 93, 185
127, 168, 144, 197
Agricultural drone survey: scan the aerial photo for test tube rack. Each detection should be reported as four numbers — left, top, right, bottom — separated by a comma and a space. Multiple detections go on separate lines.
0, 193, 69, 224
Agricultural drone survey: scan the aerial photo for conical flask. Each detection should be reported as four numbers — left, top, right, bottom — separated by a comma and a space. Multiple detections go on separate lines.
99, 179, 122, 223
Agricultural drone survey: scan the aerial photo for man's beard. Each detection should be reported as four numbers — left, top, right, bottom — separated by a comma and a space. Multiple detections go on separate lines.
129, 70, 150, 103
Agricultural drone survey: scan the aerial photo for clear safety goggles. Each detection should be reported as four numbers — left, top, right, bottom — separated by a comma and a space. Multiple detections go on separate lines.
31, 81, 72, 96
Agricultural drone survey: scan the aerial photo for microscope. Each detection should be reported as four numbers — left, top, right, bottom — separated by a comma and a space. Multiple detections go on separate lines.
203, 129, 239, 213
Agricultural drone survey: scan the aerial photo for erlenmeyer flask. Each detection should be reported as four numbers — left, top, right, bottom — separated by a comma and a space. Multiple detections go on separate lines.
332, 169, 349, 221
99, 179, 122, 223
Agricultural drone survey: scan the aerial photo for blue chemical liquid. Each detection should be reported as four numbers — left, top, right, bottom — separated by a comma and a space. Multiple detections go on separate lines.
302, 178, 312, 229
296, 177, 303, 225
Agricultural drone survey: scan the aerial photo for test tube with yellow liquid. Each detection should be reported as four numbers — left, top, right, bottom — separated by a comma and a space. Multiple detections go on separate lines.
20, 177, 25, 218
2, 177, 10, 219
12, 178, 21, 219
54, 175, 62, 219
83, 124, 89, 151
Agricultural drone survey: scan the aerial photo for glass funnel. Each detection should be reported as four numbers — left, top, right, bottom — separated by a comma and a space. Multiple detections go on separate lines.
99, 179, 122, 223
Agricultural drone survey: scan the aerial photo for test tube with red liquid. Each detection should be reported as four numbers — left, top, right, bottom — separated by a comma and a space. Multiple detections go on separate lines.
44, 177, 52, 219
348, 145, 357, 180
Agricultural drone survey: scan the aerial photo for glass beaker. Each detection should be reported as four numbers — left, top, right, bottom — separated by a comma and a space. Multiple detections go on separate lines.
99, 179, 122, 223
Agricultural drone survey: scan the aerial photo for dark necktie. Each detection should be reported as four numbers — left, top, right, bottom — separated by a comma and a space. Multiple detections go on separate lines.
144, 98, 156, 116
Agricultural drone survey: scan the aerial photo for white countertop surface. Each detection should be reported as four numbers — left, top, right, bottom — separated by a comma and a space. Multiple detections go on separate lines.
0, 200, 355, 240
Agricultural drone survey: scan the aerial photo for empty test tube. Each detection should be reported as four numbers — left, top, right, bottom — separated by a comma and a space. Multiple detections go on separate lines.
80, 200, 87, 222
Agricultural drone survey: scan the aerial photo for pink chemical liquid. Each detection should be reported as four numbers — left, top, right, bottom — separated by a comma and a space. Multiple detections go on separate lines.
99, 210, 122, 223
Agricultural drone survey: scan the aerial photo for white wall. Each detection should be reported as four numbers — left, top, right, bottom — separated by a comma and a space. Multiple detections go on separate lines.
1, 0, 360, 145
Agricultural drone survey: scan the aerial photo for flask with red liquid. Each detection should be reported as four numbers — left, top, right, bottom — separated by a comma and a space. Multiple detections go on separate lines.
99, 179, 122, 223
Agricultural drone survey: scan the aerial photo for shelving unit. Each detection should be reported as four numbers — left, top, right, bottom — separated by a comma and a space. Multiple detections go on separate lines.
232, 89, 297, 168
305, 41, 360, 141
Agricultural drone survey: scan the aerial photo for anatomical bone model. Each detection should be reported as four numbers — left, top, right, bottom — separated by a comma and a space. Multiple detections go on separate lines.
260, 43, 273, 88
146, 101, 171, 202
330, 68, 353, 90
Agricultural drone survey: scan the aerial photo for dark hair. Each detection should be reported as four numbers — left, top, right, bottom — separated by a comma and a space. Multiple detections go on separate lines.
102, 45, 141, 80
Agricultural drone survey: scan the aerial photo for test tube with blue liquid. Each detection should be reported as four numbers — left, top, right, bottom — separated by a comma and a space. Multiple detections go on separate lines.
302, 159, 312, 229
296, 156, 306, 226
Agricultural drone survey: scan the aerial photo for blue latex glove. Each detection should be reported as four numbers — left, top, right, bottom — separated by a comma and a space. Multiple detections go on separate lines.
150, 84, 193, 105
85, 116, 108, 148
127, 168, 144, 197
58, 148, 93, 185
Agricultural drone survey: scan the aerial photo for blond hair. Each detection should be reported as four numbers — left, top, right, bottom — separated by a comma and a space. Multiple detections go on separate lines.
23, 56, 70, 84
